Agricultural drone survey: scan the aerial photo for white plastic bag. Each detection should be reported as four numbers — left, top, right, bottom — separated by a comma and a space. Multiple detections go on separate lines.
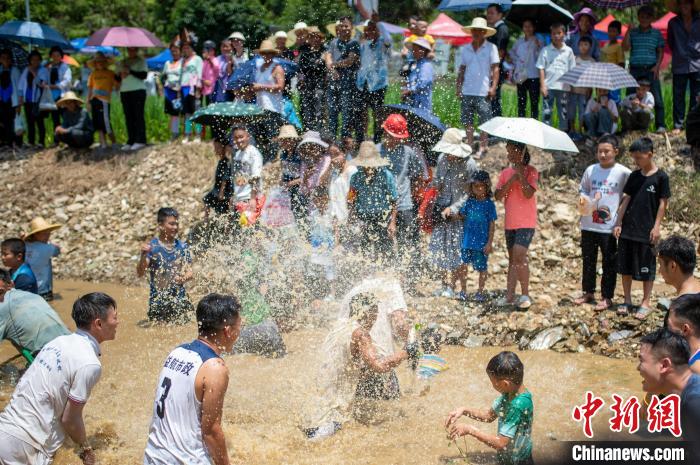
259, 186, 295, 228
39, 89, 57, 111
14, 114, 25, 136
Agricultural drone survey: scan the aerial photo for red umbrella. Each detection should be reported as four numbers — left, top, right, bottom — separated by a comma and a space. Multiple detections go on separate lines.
86, 27, 164, 48
425, 13, 472, 46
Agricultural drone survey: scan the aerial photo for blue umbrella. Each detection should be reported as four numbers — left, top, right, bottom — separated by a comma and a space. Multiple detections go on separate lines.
437, 0, 512, 11
70, 38, 120, 56
0, 20, 72, 49
226, 56, 298, 91
146, 48, 172, 71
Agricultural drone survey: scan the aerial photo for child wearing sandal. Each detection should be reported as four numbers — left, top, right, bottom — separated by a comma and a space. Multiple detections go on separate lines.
614, 137, 670, 320
575, 134, 630, 311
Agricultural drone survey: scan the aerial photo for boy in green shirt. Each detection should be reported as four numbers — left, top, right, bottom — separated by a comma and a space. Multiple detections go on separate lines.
445, 351, 534, 465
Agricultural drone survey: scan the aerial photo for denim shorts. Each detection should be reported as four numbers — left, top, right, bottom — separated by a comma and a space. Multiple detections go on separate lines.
460, 95, 492, 126
505, 228, 535, 249
461, 248, 488, 272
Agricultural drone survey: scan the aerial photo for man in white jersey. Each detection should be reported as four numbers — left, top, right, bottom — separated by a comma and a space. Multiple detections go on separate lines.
0, 292, 119, 465
143, 293, 242, 465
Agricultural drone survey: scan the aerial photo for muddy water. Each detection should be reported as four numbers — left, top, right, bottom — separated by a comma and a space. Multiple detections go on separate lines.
0, 280, 643, 465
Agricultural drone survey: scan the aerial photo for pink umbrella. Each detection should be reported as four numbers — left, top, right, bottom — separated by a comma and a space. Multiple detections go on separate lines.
86, 27, 164, 48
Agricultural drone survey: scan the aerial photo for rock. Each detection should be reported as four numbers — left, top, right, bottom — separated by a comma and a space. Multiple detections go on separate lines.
233, 320, 287, 358
445, 330, 464, 345
543, 255, 562, 266
462, 335, 485, 348
54, 208, 69, 222
66, 203, 83, 212
608, 330, 634, 344
551, 203, 576, 226
528, 326, 565, 350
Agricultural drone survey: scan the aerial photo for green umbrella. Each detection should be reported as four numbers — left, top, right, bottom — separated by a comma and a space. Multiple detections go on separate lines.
189, 101, 266, 126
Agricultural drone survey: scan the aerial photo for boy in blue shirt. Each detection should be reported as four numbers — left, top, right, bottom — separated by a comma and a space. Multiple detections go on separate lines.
445, 351, 534, 465
137, 207, 194, 323
1, 238, 38, 294
23, 217, 62, 301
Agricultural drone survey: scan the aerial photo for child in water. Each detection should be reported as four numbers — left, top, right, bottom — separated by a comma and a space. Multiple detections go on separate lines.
445, 351, 534, 465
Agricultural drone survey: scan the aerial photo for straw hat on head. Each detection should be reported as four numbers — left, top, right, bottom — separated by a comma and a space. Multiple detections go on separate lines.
274, 30, 288, 40
432, 128, 472, 158
463, 17, 497, 37
412, 37, 432, 52
256, 40, 279, 55
24, 217, 62, 239
294, 22, 309, 31
56, 91, 84, 108
276, 124, 300, 140
87, 52, 114, 69
229, 31, 246, 42
286, 22, 309, 47
298, 130, 329, 149
349, 141, 390, 168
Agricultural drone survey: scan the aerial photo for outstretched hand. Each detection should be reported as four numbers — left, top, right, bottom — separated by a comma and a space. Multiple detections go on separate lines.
444, 408, 465, 428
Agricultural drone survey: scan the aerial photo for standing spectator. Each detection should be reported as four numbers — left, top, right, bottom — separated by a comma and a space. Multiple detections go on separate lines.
290, 22, 309, 54
298, 27, 327, 131
623, 6, 666, 133
253, 40, 285, 114
403, 38, 434, 112
276, 125, 307, 225
86, 53, 118, 149
614, 137, 670, 320
509, 19, 542, 119
667, 0, 700, 135
600, 20, 626, 103
180, 41, 203, 144
17, 51, 48, 148
44, 46, 72, 145
229, 32, 249, 66
200, 40, 220, 108
357, 20, 390, 142
274, 31, 295, 61
494, 142, 538, 310
162, 43, 183, 141
117, 47, 148, 151
537, 23, 576, 131
0, 293, 118, 465
212, 39, 233, 103
378, 114, 428, 282
568, 37, 595, 136
230, 126, 264, 215
457, 18, 499, 157
0, 48, 21, 148
486, 3, 509, 117
620, 79, 655, 131
54, 91, 94, 149
325, 16, 361, 140
583, 88, 619, 137
567, 7, 601, 61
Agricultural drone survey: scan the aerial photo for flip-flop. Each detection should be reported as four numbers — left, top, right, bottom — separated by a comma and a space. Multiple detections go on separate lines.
573, 294, 595, 305
634, 306, 654, 320
616, 304, 633, 316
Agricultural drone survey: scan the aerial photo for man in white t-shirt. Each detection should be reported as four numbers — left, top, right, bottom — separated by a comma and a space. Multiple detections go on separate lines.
536, 22, 577, 131
230, 126, 263, 212
143, 293, 242, 465
620, 79, 655, 131
0, 292, 118, 465
456, 18, 500, 158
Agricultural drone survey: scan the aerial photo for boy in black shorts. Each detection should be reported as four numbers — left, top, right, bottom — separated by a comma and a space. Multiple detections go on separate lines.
614, 137, 670, 320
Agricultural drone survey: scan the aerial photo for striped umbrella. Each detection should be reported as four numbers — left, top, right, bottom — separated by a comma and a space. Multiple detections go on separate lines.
585, 0, 650, 8
558, 62, 638, 90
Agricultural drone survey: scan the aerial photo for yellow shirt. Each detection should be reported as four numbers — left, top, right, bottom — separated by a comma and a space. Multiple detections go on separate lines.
88, 69, 117, 102
405, 34, 436, 46
601, 42, 625, 66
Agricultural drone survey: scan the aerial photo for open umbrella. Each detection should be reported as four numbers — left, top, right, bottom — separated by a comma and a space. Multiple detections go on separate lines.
437, 0, 512, 11
558, 62, 638, 90
377, 104, 447, 159
190, 101, 270, 126
0, 20, 72, 49
479, 117, 579, 152
0, 39, 28, 68
70, 38, 120, 56
507, 0, 574, 32
585, 0, 650, 8
86, 27, 164, 48
61, 55, 79, 67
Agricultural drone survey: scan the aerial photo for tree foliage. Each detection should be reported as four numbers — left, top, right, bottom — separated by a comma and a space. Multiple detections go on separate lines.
279, 0, 351, 30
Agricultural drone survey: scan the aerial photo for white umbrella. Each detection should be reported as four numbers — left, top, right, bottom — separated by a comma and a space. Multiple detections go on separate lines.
479, 117, 579, 153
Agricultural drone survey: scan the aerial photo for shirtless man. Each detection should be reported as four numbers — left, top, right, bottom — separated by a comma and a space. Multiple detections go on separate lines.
143, 293, 242, 465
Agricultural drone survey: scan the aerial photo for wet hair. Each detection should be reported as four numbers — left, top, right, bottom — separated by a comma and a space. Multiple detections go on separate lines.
640, 328, 690, 366
196, 293, 241, 335
72, 292, 117, 329
469, 170, 493, 199
597, 134, 620, 150
28, 50, 42, 63
487, 3, 504, 13
578, 36, 593, 46
508, 141, 531, 165
157, 207, 179, 224
629, 136, 654, 154
49, 46, 64, 57
638, 5, 655, 17
349, 292, 378, 319
550, 22, 566, 33
609, 20, 622, 32
486, 351, 524, 385
637, 79, 651, 87
1, 238, 25, 259
0, 268, 12, 284
657, 235, 697, 275
670, 294, 700, 332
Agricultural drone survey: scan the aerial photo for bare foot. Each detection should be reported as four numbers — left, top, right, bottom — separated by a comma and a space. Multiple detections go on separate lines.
573, 293, 595, 305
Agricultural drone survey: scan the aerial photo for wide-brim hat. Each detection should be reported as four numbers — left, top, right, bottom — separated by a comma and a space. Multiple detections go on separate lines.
463, 17, 497, 37
256, 40, 279, 55
349, 141, 390, 168
274, 30, 288, 40
229, 31, 246, 42
276, 124, 300, 140
86, 52, 114, 69
326, 22, 340, 37
667, 0, 700, 12
432, 128, 472, 158
412, 37, 432, 52
306, 26, 326, 38
56, 91, 84, 108
298, 130, 329, 149
25, 217, 62, 238
286, 22, 309, 47
573, 7, 598, 25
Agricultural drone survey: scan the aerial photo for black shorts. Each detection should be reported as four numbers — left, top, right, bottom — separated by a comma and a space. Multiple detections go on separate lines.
164, 95, 181, 116
617, 238, 656, 281
505, 228, 535, 249
181, 94, 197, 115
90, 98, 112, 134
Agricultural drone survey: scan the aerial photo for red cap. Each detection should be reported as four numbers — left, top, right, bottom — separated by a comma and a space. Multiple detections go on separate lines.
381, 113, 410, 139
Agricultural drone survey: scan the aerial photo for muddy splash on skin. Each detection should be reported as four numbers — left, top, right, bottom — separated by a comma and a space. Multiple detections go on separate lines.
0, 280, 645, 464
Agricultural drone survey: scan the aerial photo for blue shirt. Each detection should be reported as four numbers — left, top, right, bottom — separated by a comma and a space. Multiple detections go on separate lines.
147, 238, 192, 305
406, 58, 434, 112
460, 198, 497, 250
349, 168, 398, 218
11, 263, 38, 295
357, 39, 390, 92
25, 242, 60, 295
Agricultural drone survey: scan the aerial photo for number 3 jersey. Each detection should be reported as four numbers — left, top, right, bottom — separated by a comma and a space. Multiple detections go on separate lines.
143, 340, 221, 465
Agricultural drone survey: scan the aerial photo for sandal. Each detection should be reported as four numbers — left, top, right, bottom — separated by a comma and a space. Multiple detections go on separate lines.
594, 299, 612, 312
634, 306, 654, 320
573, 294, 595, 305
616, 303, 633, 316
